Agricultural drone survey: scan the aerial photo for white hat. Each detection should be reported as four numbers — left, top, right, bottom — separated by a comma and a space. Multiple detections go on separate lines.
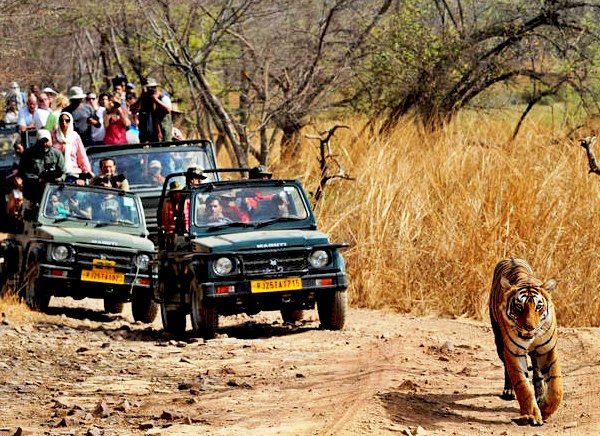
10, 81, 19, 89
36, 129, 52, 142
145, 77, 159, 87
68, 86, 86, 100
149, 160, 162, 169
42, 87, 58, 95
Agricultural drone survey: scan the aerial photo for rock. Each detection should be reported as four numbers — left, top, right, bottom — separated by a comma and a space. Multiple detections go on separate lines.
564, 422, 578, 429
139, 422, 154, 430
160, 410, 180, 421
415, 425, 428, 435
178, 382, 194, 390
93, 401, 111, 418
116, 399, 132, 412
56, 417, 76, 427
13, 428, 36, 436
85, 426, 102, 436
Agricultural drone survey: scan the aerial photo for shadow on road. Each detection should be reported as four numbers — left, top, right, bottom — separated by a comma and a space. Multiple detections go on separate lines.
379, 390, 516, 429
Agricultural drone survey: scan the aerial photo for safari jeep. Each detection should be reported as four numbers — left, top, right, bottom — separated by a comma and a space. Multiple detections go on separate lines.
0, 183, 157, 322
86, 139, 219, 242
154, 174, 348, 338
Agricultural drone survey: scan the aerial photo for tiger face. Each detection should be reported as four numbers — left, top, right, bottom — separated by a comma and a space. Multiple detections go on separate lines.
501, 277, 556, 339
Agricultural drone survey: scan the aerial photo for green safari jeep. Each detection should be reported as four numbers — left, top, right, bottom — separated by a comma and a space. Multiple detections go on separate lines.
0, 183, 158, 322
155, 175, 348, 338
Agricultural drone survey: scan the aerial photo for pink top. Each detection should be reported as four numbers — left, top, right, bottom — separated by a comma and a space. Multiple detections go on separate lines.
104, 114, 128, 145
51, 129, 92, 175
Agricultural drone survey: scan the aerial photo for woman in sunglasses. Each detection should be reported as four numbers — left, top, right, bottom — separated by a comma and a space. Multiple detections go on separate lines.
51, 112, 93, 180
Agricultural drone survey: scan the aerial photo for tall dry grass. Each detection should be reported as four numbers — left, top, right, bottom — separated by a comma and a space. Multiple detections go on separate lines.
291, 110, 600, 328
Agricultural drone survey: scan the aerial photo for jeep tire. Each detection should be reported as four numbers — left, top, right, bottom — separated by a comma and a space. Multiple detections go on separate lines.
281, 308, 304, 323
104, 297, 124, 314
317, 290, 347, 330
190, 278, 217, 339
24, 260, 51, 312
158, 278, 186, 336
131, 288, 158, 323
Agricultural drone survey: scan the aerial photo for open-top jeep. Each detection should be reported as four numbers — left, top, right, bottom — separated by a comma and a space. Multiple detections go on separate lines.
86, 139, 218, 242
0, 182, 157, 322
155, 173, 348, 338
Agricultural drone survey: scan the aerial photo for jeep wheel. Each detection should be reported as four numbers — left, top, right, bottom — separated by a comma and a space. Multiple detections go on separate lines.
190, 278, 217, 339
103, 297, 124, 314
160, 303, 186, 335
317, 290, 347, 330
131, 289, 158, 323
24, 261, 50, 312
157, 278, 186, 336
281, 308, 304, 323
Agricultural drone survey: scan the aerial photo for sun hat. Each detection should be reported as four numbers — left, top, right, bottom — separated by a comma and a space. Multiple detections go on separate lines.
248, 165, 272, 179
169, 181, 183, 191
68, 86, 86, 100
145, 77, 159, 87
36, 129, 52, 142
42, 87, 58, 95
185, 166, 207, 180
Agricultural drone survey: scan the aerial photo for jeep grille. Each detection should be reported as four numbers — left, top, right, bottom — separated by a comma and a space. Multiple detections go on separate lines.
76, 247, 134, 270
242, 251, 308, 276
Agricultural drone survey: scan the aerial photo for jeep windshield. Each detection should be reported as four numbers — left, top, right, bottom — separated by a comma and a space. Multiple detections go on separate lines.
191, 184, 310, 229
87, 142, 218, 190
41, 185, 144, 228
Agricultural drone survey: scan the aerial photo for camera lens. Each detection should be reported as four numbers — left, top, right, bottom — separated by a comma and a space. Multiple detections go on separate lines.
113, 101, 121, 108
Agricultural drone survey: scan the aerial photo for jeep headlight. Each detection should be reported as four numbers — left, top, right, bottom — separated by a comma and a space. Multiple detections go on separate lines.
134, 254, 150, 269
50, 245, 71, 262
213, 257, 234, 276
309, 250, 330, 268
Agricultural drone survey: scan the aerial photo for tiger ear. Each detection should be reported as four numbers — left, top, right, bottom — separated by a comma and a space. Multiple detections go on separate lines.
543, 279, 557, 292
500, 276, 512, 291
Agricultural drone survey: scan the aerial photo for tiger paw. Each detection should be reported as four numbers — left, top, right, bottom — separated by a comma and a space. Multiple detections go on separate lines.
500, 389, 514, 400
512, 414, 544, 426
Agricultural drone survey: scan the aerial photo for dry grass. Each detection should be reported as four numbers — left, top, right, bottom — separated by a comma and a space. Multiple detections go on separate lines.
3, 109, 599, 327
292, 111, 600, 327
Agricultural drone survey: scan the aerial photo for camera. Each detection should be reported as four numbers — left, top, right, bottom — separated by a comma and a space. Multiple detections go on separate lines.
112, 101, 121, 109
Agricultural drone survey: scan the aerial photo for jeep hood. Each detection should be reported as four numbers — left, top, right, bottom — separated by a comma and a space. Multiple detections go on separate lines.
191, 230, 331, 253
34, 226, 154, 251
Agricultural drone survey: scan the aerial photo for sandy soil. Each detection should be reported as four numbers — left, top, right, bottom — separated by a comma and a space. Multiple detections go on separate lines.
0, 298, 599, 436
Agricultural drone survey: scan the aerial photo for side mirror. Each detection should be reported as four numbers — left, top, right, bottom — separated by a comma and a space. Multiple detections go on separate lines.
23, 208, 37, 222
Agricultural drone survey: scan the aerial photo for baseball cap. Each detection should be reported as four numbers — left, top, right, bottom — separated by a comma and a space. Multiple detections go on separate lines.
36, 129, 52, 142
149, 160, 162, 169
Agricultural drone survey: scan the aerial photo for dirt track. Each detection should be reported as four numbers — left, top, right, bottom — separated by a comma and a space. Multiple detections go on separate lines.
1, 298, 599, 435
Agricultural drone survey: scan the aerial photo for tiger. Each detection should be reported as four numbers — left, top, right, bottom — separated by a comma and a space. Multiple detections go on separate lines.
489, 257, 563, 426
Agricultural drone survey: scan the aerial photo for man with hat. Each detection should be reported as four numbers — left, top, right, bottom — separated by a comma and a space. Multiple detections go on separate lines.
64, 86, 95, 147
131, 77, 173, 143
185, 165, 207, 187
248, 165, 273, 180
18, 129, 65, 203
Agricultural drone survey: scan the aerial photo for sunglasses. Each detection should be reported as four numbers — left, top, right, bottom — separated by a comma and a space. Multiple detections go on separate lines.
59, 118, 70, 123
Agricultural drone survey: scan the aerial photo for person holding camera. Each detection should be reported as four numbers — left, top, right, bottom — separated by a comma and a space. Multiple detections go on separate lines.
103, 93, 131, 145
19, 129, 65, 203
130, 77, 172, 143
97, 157, 129, 190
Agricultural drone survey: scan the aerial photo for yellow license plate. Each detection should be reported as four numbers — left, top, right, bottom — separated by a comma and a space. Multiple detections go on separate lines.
81, 269, 125, 285
251, 277, 302, 293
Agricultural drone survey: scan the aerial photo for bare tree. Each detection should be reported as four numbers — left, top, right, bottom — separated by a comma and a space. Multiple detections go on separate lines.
354, 0, 600, 133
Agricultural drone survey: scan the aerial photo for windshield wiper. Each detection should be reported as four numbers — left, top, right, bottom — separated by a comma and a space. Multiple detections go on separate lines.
255, 217, 304, 228
94, 221, 118, 228
53, 215, 91, 223
205, 222, 256, 232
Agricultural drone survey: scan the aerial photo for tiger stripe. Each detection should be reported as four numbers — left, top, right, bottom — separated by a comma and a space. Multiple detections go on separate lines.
489, 257, 563, 426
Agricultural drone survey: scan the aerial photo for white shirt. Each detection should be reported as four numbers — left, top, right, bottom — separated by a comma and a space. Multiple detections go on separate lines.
91, 106, 106, 143
33, 108, 51, 129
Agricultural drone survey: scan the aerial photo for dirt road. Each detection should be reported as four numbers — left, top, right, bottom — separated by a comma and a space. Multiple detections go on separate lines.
1, 299, 599, 435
